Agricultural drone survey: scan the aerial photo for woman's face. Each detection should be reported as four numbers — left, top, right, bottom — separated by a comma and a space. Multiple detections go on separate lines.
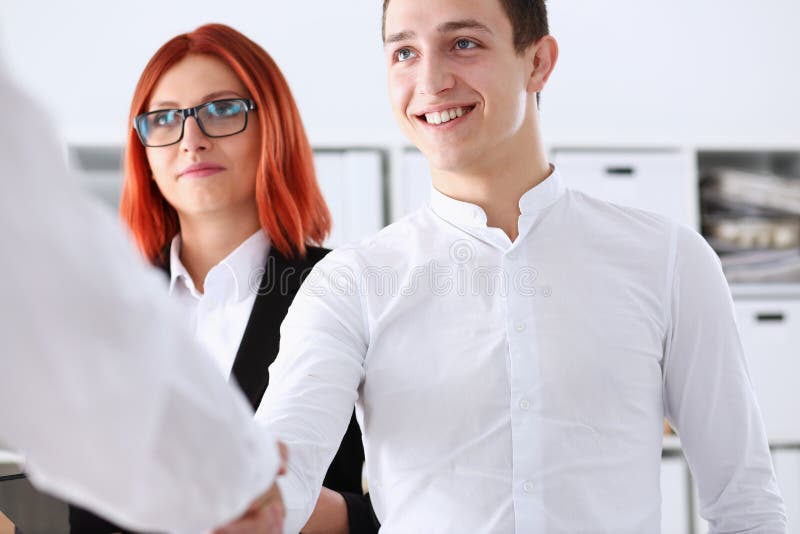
145, 54, 261, 220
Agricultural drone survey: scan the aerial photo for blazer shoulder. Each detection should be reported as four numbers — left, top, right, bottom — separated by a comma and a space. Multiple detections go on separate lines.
303, 245, 332, 266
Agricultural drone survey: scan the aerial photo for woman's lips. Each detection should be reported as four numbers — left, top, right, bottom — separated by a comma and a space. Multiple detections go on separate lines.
179, 162, 226, 178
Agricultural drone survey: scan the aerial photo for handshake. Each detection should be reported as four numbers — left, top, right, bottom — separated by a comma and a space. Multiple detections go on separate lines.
212, 442, 288, 534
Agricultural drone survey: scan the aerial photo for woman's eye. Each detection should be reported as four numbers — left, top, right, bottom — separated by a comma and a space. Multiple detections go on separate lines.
153, 111, 178, 127
396, 48, 416, 62
455, 39, 476, 50
208, 101, 242, 117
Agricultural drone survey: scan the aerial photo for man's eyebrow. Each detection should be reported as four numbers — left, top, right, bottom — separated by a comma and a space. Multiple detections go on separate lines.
384, 30, 415, 46
384, 19, 493, 47
437, 19, 494, 36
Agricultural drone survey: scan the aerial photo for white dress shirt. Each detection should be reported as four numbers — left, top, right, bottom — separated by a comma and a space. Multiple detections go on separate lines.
168, 231, 269, 377
258, 169, 786, 533
0, 66, 279, 533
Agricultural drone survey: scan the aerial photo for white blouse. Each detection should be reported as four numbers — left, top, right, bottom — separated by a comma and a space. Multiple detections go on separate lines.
168, 230, 269, 377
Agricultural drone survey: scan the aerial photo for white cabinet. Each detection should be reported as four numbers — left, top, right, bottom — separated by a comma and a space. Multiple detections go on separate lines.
735, 299, 800, 443
393, 149, 432, 221
314, 150, 385, 248
773, 449, 800, 531
69, 146, 123, 211
661, 453, 690, 534
398, 147, 701, 229
690, 483, 710, 534
551, 148, 698, 228
71, 146, 387, 249
661, 446, 800, 533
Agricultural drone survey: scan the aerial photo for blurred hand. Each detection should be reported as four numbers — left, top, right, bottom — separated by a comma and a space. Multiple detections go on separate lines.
299, 487, 348, 534
211, 442, 289, 534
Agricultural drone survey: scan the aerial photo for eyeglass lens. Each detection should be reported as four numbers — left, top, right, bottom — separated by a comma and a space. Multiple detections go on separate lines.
137, 99, 249, 147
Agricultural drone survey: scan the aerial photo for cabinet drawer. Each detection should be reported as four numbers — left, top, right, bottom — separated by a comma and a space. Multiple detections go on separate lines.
735, 299, 800, 442
551, 149, 694, 227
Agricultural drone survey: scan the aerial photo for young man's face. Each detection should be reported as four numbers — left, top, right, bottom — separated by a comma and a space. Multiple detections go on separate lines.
384, 0, 539, 175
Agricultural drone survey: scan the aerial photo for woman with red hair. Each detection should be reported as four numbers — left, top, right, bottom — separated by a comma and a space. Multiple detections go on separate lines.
68, 23, 377, 534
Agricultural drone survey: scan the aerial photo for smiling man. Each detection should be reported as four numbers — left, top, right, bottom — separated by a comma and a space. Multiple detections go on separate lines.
254, 0, 787, 532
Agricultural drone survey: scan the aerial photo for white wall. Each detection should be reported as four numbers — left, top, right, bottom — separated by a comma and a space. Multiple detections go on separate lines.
544, 0, 800, 147
2, 0, 799, 147
0, 0, 396, 145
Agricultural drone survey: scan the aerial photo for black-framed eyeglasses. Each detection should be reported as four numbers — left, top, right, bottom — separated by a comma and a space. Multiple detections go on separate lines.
133, 98, 256, 148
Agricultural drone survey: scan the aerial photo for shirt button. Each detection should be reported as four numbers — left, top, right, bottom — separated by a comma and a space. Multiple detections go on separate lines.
514, 322, 526, 333
519, 399, 531, 410
507, 249, 519, 260
523, 481, 534, 493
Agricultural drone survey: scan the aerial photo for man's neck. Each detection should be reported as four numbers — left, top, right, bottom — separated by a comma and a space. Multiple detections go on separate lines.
431, 141, 551, 242
176, 206, 261, 293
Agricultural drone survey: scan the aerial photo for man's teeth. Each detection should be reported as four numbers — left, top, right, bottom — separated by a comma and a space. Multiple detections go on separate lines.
425, 107, 465, 125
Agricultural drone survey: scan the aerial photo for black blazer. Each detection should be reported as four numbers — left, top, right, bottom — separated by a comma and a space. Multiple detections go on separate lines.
69, 245, 379, 533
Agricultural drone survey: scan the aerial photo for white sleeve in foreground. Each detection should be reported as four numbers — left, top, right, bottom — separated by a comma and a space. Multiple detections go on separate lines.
663, 224, 786, 533
256, 252, 368, 533
0, 69, 279, 533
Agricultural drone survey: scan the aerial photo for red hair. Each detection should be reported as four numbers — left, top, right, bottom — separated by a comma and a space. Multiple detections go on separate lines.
120, 23, 330, 262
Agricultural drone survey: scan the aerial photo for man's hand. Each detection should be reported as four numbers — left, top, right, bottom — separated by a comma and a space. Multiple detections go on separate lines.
211, 442, 289, 534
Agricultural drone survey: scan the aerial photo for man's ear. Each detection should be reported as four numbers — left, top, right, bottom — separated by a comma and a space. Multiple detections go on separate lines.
526, 35, 559, 94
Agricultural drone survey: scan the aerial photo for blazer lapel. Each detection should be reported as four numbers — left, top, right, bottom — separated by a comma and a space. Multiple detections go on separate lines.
230, 247, 326, 411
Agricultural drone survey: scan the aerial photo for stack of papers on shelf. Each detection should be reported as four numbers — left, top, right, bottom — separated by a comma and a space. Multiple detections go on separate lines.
701, 168, 800, 283
715, 246, 800, 283
703, 168, 800, 215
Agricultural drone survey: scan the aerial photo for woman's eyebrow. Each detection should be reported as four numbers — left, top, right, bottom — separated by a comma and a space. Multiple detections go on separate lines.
149, 90, 245, 110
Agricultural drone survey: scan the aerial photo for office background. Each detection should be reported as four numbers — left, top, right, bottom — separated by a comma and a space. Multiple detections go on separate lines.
1, 1, 798, 533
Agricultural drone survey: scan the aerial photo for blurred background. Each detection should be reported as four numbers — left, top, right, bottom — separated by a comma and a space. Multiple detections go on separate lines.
0, 1, 798, 532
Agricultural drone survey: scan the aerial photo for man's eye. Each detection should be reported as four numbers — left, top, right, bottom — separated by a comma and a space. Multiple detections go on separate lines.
396, 48, 416, 62
455, 39, 477, 50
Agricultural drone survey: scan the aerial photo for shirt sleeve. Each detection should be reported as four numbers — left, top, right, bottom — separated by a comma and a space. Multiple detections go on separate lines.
663, 224, 787, 533
0, 66, 279, 533
256, 251, 368, 533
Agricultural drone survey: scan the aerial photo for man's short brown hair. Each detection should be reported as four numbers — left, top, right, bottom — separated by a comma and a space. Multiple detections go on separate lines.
381, 0, 550, 54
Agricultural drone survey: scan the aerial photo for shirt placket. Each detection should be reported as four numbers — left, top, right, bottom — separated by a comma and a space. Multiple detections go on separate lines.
503, 238, 543, 532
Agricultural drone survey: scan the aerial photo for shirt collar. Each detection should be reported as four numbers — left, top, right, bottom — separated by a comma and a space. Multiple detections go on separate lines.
168, 230, 270, 302
168, 235, 193, 297
429, 166, 565, 229
518, 166, 566, 215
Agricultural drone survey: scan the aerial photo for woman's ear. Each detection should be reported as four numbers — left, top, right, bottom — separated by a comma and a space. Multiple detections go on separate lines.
526, 35, 559, 94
